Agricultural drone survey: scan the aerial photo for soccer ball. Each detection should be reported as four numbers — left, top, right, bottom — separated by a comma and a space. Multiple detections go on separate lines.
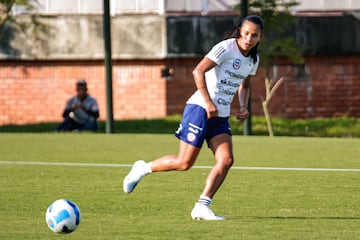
45, 199, 81, 234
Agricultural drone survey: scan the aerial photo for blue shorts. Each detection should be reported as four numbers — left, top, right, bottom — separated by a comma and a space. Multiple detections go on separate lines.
175, 104, 232, 148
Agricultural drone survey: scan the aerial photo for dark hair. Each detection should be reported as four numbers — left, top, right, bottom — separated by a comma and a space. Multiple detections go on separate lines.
76, 79, 87, 87
223, 15, 264, 63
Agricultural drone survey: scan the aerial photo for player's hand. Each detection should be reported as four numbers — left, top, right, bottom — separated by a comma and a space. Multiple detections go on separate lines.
236, 106, 249, 122
205, 101, 218, 119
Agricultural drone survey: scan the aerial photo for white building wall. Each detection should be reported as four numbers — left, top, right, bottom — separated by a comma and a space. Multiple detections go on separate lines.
294, 0, 360, 11
12, 0, 360, 15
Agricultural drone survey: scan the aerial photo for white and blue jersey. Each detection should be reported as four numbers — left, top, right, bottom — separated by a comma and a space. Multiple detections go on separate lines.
175, 38, 259, 148
187, 38, 259, 117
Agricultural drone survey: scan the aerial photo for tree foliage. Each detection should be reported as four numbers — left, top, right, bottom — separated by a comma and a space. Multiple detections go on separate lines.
0, 0, 38, 29
249, 0, 304, 68
0, 0, 49, 56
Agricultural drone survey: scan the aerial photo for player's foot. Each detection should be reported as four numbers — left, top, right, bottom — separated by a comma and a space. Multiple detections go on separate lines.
191, 203, 225, 220
123, 160, 147, 193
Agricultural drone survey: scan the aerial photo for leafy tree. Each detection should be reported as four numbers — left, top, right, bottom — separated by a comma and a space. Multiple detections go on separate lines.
0, 0, 48, 56
0, 0, 38, 29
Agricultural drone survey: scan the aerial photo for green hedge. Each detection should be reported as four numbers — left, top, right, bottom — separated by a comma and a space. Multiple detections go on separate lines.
234, 116, 360, 137
0, 116, 359, 137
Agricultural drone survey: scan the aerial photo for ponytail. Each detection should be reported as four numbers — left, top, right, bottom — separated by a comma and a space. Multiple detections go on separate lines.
222, 26, 240, 40
249, 42, 259, 64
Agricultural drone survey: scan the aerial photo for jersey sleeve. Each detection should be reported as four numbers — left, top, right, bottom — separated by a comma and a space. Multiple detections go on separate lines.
205, 40, 230, 65
249, 55, 260, 76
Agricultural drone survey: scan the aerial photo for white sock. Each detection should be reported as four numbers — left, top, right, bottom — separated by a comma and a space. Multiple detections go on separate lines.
197, 194, 212, 206
142, 162, 153, 175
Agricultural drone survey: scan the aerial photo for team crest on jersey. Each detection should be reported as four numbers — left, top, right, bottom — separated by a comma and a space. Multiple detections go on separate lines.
233, 59, 241, 69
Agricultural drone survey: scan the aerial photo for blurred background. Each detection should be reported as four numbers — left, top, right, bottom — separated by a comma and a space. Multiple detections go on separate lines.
0, 0, 359, 133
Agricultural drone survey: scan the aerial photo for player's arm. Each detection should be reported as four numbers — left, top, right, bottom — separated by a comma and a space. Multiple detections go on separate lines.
236, 76, 251, 121
192, 57, 218, 119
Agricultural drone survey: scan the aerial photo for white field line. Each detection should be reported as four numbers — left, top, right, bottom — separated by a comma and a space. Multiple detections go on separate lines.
0, 161, 360, 172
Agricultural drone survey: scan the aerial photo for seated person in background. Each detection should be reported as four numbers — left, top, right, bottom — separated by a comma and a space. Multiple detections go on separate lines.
55, 80, 99, 132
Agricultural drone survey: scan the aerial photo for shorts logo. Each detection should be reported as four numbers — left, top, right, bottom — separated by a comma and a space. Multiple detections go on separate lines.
189, 127, 199, 134
233, 59, 241, 69
187, 132, 196, 142
175, 124, 183, 135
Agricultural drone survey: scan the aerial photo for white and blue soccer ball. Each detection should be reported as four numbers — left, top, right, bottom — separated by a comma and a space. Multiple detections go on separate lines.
45, 199, 81, 234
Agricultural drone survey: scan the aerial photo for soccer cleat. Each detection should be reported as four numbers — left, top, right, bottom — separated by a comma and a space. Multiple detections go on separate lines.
123, 160, 147, 193
191, 203, 225, 220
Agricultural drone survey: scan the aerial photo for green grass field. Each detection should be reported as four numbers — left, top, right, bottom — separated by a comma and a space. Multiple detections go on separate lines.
0, 134, 359, 239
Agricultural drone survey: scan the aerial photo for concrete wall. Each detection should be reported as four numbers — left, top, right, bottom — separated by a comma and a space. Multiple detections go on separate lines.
3, 14, 359, 59
0, 15, 166, 60
295, 0, 360, 11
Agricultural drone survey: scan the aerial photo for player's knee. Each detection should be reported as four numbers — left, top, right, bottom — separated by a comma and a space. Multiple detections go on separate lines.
177, 161, 193, 171
225, 157, 234, 169
177, 163, 192, 171
218, 155, 234, 169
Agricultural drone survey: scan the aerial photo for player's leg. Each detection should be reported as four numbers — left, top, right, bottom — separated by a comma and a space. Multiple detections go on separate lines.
150, 140, 201, 171
123, 104, 207, 193
123, 140, 200, 193
191, 133, 233, 220
202, 133, 233, 198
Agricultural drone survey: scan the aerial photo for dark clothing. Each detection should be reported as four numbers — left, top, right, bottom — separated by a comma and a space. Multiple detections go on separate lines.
55, 117, 98, 132
56, 94, 99, 132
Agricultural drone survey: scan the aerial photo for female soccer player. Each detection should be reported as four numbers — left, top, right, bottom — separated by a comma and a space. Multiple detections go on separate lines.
123, 15, 264, 220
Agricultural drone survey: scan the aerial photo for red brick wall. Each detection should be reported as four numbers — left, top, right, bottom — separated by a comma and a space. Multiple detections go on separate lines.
0, 55, 359, 126
112, 60, 167, 120
253, 55, 360, 118
0, 60, 167, 125
166, 55, 360, 118
165, 58, 199, 114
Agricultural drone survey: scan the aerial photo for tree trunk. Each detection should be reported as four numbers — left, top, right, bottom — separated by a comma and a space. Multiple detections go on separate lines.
262, 100, 274, 137
262, 76, 284, 137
